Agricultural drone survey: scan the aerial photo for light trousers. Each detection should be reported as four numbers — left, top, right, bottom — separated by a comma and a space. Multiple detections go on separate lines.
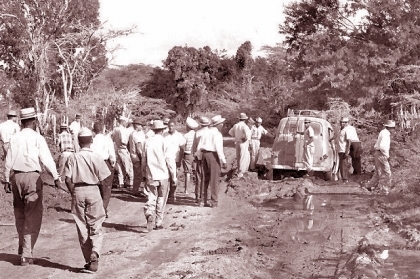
144, 179, 169, 227
236, 141, 250, 174
366, 150, 391, 189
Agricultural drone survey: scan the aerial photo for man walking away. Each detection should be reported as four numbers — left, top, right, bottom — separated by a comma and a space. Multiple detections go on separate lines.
112, 116, 134, 188
192, 116, 211, 206
182, 117, 199, 194
128, 117, 146, 196
69, 113, 82, 153
0, 109, 20, 161
64, 127, 111, 272
91, 121, 116, 218
228, 112, 251, 177
365, 120, 395, 195
57, 122, 74, 178
3, 107, 61, 266
303, 118, 315, 176
142, 120, 176, 231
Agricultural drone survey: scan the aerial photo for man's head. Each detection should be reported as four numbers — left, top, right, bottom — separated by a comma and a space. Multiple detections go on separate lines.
132, 117, 143, 131
93, 122, 104, 135
238, 112, 248, 122
20, 107, 37, 129
384, 120, 396, 132
7, 110, 17, 121
304, 118, 311, 128
186, 117, 199, 131
119, 116, 128, 127
168, 120, 176, 134
78, 127, 93, 148
150, 120, 167, 135
340, 117, 349, 128
60, 123, 68, 133
211, 115, 226, 131
75, 113, 82, 123
255, 117, 262, 127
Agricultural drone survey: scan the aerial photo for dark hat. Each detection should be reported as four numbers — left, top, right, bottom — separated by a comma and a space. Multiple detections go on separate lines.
75, 113, 82, 119
7, 110, 17, 117
132, 117, 143, 125
20, 107, 37, 120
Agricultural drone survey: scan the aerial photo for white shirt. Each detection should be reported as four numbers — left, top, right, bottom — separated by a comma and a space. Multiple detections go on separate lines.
196, 127, 226, 164
142, 134, 171, 181
0, 119, 20, 143
129, 129, 146, 162
374, 128, 391, 157
229, 121, 251, 143
163, 130, 186, 162
69, 120, 81, 136
91, 133, 116, 162
183, 130, 196, 154
250, 125, 268, 140
304, 126, 315, 147
5, 128, 59, 182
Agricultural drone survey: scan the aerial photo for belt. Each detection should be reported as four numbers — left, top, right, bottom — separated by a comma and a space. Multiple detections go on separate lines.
13, 170, 39, 174
74, 183, 98, 187
63, 149, 74, 152
184, 152, 192, 155
202, 150, 216, 153
251, 137, 260, 140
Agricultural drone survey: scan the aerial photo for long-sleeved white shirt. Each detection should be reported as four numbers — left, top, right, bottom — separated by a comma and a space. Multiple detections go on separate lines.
4, 128, 59, 182
91, 133, 116, 163
228, 121, 251, 144
0, 119, 20, 144
196, 127, 226, 164
374, 128, 391, 157
142, 133, 174, 182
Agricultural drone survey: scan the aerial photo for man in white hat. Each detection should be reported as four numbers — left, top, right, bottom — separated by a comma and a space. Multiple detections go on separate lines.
228, 112, 251, 177
192, 116, 211, 205
142, 120, 176, 231
57, 122, 74, 178
303, 118, 315, 175
196, 114, 227, 207
64, 127, 111, 272
69, 113, 82, 152
128, 117, 146, 196
365, 120, 396, 195
182, 117, 199, 194
3, 107, 62, 265
163, 119, 186, 202
249, 117, 272, 171
0, 109, 20, 160
112, 116, 134, 188
91, 121, 116, 218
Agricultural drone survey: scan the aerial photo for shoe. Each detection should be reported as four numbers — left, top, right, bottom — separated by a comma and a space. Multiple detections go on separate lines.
343, 179, 349, 184
84, 262, 91, 270
146, 215, 154, 232
154, 225, 164, 230
18, 246, 23, 256
21, 257, 34, 266
89, 252, 99, 272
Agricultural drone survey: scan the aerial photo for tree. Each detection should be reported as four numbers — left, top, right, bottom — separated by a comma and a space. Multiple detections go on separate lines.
235, 41, 254, 96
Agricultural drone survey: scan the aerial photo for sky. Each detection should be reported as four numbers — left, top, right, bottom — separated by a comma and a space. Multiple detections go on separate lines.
99, 0, 291, 67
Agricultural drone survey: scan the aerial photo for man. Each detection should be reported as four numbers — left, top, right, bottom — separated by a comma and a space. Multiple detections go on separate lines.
303, 118, 315, 176
347, 119, 362, 175
164, 119, 186, 202
69, 113, 82, 152
91, 121, 116, 218
145, 120, 155, 139
141, 120, 176, 231
64, 127, 111, 272
228, 112, 251, 177
337, 117, 362, 183
192, 116, 211, 205
3, 107, 61, 265
56, 122, 74, 178
128, 117, 146, 196
0, 110, 20, 160
182, 117, 199, 194
112, 116, 134, 188
196, 114, 227, 207
249, 117, 272, 171
365, 120, 396, 195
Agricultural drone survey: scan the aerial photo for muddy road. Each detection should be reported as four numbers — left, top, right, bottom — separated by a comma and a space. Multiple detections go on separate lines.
1, 147, 420, 278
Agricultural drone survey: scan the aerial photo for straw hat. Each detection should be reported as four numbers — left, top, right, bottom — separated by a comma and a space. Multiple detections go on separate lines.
199, 116, 211, 126
7, 110, 17, 117
255, 117, 262, 123
132, 117, 143, 125
211, 115, 226, 126
383, 120, 396, 128
186, 117, 199, 129
238, 113, 248, 120
340, 117, 349, 123
151, 120, 167, 130
78, 127, 93, 138
20, 107, 37, 120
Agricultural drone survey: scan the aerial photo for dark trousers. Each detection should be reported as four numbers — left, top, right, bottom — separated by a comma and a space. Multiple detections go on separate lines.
194, 159, 205, 202
202, 151, 221, 204
349, 141, 362, 175
99, 160, 114, 212
339, 153, 349, 180
11, 172, 43, 258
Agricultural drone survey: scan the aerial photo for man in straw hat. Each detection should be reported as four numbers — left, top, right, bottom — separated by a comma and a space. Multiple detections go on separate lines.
128, 117, 146, 197
197, 114, 227, 207
3, 107, 62, 265
192, 116, 211, 206
303, 118, 315, 176
0, 109, 20, 161
112, 116, 134, 188
56, 121, 74, 178
91, 121, 116, 218
228, 112, 251, 177
142, 120, 176, 231
249, 117, 272, 171
364, 120, 396, 195
163, 119, 186, 203
182, 117, 199, 194
64, 127, 111, 272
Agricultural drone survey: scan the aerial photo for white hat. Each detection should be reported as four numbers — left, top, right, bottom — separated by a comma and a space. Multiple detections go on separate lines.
151, 120, 167, 130
238, 112, 248, 120
384, 120, 396, 128
186, 117, 199, 129
20, 107, 37, 120
199, 116, 211, 126
78, 127, 93, 138
341, 117, 349, 122
256, 117, 262, 123
119, 116, 128, 122
211, 115, 226, 126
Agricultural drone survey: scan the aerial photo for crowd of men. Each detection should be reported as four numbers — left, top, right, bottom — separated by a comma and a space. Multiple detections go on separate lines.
0, 107, 395, 272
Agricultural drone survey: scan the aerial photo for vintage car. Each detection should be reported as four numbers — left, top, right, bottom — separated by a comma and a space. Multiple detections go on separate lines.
267, 110, 338, 180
